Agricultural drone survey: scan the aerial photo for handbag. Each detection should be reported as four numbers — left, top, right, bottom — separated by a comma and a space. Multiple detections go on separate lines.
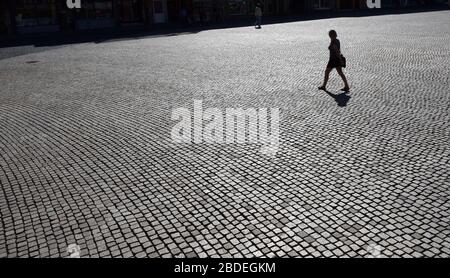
340, 54, 346, 68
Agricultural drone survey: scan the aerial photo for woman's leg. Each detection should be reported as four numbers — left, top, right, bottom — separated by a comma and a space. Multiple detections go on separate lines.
320, 67, 332, 88
336, 67, 350, 89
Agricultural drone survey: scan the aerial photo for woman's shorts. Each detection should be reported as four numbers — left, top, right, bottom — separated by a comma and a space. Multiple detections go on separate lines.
327, 58, 342, 69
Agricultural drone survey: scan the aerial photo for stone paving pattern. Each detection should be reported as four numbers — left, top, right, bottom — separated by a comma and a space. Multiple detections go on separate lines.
0, 11, 449, 258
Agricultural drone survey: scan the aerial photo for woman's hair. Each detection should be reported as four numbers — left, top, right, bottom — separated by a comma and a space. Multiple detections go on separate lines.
329, 30, 337, 38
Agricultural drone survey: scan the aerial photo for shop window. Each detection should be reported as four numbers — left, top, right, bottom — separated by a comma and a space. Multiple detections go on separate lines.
154, 1, 164, 13
227, 0, 249, 15
120, 0, 143, 22
15, 0, 57, 27
265, 0, 278, 14
340, 0, 354, 9
192, 0, 214, 22
0, 5, 11, 34
313, 0, 332, 9
79, 0, 113, 19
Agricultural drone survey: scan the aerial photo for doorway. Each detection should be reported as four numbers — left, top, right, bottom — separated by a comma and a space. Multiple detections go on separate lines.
120, 0, 144, 23
153, 0, 167, 23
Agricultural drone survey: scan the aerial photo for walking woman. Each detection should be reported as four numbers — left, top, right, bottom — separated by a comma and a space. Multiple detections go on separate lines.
318, 30, 350, 92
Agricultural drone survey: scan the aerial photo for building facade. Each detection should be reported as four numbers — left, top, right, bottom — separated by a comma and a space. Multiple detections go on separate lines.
0, 0, 435, 35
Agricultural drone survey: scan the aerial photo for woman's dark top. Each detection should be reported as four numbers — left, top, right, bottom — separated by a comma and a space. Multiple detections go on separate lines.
327, 38, 342, 68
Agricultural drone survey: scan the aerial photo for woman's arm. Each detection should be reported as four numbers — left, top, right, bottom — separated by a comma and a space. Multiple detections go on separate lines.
330, 41, 341, 55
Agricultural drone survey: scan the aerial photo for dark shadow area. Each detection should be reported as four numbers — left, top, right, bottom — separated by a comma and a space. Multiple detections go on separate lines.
324, 90, 351, 107
0, 6, 448, 50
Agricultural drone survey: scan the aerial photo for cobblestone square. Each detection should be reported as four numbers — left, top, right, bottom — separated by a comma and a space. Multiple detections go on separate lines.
0, 10, 449, 258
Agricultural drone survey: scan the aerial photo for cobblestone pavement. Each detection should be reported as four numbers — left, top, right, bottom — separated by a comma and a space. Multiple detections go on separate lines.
1, 11, 450, 258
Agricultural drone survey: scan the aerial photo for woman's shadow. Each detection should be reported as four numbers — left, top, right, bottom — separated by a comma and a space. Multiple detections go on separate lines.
322, 90, 351, 107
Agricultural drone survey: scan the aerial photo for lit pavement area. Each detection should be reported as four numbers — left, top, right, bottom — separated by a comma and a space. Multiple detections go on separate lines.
0, 10, 449, 258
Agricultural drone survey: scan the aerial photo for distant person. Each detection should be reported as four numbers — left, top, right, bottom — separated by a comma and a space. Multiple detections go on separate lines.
318, 30, 350, 92
255, 3, 263, 29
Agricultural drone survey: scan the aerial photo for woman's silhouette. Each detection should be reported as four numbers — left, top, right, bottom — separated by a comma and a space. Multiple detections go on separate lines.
318, 30, 350, 92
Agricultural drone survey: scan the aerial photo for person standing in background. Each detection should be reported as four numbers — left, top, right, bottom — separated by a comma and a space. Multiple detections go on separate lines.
255, 3, 263, 29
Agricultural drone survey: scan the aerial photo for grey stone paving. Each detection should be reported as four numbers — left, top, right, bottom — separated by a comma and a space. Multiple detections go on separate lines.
0, 11, 449, 258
